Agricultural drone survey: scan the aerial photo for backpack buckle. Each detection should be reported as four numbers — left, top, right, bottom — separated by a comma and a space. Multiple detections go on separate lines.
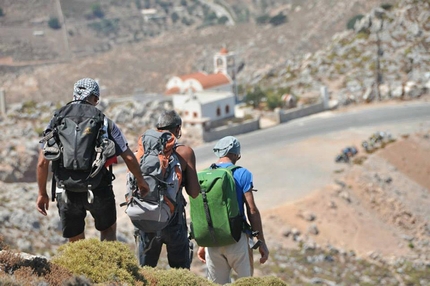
43, 136, 61, 161
87, 185, 94, 204
89, 139, 116, 178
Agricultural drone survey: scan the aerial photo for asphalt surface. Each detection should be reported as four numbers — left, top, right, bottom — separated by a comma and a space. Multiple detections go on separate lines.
194, 101, 430, 210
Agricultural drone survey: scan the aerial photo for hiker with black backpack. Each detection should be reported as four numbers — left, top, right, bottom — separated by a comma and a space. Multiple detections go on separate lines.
36, 78, 149, 242
123, 110, 200, 269
194, 136, 269, 284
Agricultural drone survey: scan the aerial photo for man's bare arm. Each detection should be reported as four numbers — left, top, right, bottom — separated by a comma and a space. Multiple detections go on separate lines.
36, 150, 50, 216
176, 145, 200, 198
120, 147, 150, 197
244, 190, 269, 264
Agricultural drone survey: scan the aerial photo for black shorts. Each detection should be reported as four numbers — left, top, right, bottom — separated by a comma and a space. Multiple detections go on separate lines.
139, 212, 191, 269
57, 184, 116, 238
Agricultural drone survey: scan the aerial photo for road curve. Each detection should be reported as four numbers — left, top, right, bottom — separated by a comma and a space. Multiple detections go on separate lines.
194, 101, 430, 210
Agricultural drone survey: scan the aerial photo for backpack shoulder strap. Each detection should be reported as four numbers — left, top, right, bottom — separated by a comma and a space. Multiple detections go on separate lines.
226, 165, 241, 172
210, 164, 240, 172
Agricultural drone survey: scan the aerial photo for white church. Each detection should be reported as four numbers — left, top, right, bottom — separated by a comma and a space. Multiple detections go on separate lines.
164, 47, 238, 130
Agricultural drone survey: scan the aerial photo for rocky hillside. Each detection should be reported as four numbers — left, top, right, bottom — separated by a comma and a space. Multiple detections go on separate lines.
0, 1, 429, 283
0, 0, 396, 103
1, 124, 429, 285
257, 0, 430, 105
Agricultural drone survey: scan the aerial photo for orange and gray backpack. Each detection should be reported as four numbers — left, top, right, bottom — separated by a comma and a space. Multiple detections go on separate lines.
123, 129, 183, 233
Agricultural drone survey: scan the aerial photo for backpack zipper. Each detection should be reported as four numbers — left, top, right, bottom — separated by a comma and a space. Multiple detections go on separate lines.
74, 125, 79, 169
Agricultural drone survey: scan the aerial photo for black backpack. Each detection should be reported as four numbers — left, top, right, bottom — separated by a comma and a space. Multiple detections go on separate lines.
40, 101, 115, 200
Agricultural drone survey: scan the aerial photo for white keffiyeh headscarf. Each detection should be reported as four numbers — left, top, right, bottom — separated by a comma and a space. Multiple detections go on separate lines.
73, 78, 100, 101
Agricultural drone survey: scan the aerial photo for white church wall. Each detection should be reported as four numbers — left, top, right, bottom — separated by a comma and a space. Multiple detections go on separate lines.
166, 76, 183, 90
183, 79, 203, 92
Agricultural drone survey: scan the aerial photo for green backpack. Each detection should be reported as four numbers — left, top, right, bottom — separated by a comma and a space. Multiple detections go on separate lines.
189, 164, 244, 247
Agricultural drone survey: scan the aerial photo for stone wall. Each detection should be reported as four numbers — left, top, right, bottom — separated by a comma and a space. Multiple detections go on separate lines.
202, 118, 260, 143
278, 102, 326, 124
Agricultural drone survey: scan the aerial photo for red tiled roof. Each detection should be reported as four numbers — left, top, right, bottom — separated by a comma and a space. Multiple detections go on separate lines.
219, 47, 229, 54
179, 72, 208, 81
165, 87, 180, 95
197, 73, 231, 89
167, 72, 231, 93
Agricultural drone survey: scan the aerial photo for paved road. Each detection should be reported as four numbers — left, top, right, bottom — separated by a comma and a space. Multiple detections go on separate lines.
197, 0, 235, 25
194, 101, 430, 210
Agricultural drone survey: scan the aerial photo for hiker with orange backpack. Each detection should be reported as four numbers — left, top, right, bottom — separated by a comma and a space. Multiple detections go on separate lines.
124, 110, 200, 269
36, 78, 149, 243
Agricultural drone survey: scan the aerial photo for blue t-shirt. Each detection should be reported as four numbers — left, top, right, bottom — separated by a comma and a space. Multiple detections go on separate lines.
216, 162, 253, 216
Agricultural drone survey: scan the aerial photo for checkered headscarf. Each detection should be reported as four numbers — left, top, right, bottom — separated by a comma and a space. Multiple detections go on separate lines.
73, 78, 100, 101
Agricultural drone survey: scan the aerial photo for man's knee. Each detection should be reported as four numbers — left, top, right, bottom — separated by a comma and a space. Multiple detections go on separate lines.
68, 232, 85, 242
100, 223, 116, 241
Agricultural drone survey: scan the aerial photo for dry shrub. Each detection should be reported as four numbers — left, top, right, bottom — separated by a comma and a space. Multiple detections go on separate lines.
51, 238, 144, 285
62, 275, 93, 286
44, 263, 74, 286
0, 250, 23, 274
352, 155, 367, 165
234, 276, 288, 285
0, 235, 8, 251
12, 266, 44, 285
141, 266, 214, 286
0, 273, 22, 286
0, 250, 67, 285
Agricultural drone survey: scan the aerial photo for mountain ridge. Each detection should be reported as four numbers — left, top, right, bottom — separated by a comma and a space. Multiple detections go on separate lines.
0, 0, 397, 104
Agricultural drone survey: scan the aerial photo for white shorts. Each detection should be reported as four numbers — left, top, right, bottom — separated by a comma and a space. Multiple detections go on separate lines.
205, 232, 253, 285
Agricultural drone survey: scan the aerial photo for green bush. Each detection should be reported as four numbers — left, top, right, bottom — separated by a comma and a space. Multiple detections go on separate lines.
380, 3, 393, 10
347, 14, 364, 30
266, 92, 283, 110
88, 19, 119, 36
142, 266, 214, 285
48, 17, 61, 29
218, 15, 229, 25
245, 86, 266, 109
51, 238, 144, 285
181, 17, 194, 26
233, 5, 250, 23
256, 14, 270, 24
0, 7, 4, 17
205, 11, 217, 23
171, 11, 180, 23
269, 12, 287, 26
91, 3, 104, 18
234, 276, 287, 285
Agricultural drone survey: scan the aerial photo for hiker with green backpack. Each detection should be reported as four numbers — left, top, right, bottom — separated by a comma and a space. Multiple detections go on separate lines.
192, 136, 269, 284
36, 78, 149, 243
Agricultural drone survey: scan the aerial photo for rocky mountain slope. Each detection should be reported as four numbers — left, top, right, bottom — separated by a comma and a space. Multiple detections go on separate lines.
258, 0, 430, 104
0, 0, 397, 103
1, 111, 429, 285
0, 1, 429, 283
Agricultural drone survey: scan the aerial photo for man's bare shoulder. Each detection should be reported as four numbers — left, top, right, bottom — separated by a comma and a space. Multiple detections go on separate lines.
175, 144, 195, 158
